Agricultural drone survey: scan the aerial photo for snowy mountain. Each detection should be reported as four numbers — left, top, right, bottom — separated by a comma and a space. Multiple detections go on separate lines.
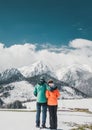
60, 64, 92, 97
56, 64, 92, 80
0, 66, 87, 108
0, 62, 92, 109
0, 68, 24, 85
19, 61, 55, 78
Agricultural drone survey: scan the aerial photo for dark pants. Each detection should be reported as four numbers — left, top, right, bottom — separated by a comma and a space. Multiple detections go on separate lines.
48, 105, 57, 129
36, 102, 47, 127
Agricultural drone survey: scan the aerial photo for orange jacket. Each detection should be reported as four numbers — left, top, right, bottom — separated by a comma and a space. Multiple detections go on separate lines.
46, 89, 60, 106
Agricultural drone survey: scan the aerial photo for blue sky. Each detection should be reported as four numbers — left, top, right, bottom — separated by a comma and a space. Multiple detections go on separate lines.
0, 0, 92, 46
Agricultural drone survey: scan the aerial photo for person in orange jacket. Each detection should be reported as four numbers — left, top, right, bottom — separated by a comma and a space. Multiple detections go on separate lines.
46, 79, 60, 130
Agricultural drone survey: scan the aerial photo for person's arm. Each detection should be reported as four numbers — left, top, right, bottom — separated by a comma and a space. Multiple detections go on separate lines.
56, 89, 60, 98
33, 85, 37, 97
46, 90, 50, 99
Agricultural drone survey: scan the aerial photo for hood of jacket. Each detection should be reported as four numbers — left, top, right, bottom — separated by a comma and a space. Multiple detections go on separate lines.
49, 86, 57, 92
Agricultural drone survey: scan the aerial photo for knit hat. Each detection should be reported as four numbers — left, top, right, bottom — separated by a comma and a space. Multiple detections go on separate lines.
48, 79, 53, 84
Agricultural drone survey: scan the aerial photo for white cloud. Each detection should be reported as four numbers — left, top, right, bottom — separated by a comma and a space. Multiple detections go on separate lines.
69, 39, 92, 48
0, 39, 92, 72
0, 43, 37, 72
0, 43, 5, 49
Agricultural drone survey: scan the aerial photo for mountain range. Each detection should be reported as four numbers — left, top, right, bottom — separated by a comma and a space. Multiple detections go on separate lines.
0, 61, 92, 108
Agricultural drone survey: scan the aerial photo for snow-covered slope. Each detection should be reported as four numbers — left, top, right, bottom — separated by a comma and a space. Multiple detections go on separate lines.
2, 81, 34, 104
19, 61, 55, 78
56, 64, 92, 80
61, 86, 86, 99
0, 68, 24, 84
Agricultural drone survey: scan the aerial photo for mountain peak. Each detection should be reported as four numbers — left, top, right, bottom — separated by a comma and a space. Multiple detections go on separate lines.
0, 68, 24, 84
19, 60, 55, 78
56, 63, 92, 80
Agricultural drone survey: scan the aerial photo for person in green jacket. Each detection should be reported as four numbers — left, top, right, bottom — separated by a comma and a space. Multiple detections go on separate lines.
33, 77, 48, 128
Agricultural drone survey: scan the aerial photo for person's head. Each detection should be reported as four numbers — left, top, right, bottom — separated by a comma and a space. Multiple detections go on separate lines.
38, 76, 46, 85
48, 79, 55, 87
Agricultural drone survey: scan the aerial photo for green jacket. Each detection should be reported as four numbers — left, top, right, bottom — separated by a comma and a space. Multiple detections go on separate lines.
33, 83, 48, 103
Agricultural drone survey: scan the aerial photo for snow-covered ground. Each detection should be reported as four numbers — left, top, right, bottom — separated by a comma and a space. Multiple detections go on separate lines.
0, 109, 92, 130
0, 99, 92, 130
58, 98, 92, 112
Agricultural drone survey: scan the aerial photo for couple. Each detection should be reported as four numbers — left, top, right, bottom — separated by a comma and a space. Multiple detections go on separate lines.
33, 77, 60, 129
